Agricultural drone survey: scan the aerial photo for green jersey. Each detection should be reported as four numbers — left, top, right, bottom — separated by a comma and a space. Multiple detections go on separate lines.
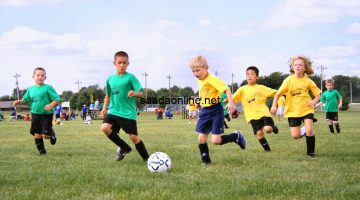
22, 84, 60, 114
220, 93, 228, 115
320, 89, 342, 112
106, 72, 142, 120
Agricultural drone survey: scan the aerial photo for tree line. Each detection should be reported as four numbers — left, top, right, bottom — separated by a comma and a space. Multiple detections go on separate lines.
1, 72, 359, 111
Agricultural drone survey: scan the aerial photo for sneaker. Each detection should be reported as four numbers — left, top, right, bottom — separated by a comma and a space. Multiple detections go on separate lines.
201, 153, 211, 165
273, 125, 279, 134
50, 128, 56, 145
116, 147, 132, 161
336, 127, 341, 133
234, 130, 246, 149
308, 153, 315, 157
39, 149, 47, 155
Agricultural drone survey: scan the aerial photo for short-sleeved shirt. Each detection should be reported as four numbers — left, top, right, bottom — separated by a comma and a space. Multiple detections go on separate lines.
22, 84, 60, 114
276, 75, 321, 118
197, 73, 228, 107
233, 84, 276, 123
320, 89, 342, 112
106, 72, 142, 120
220, 93, 228, 115
277, 96, 286, 107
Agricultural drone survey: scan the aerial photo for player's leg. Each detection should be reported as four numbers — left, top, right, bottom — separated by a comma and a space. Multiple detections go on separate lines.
124, 118, 149, 161
252, 119, 271, 151
332, 112, 340, 133
304, 115, 316, 157
326, 112, 335, 133
30, 114, 47, 155
263, 117, 278, 134
198, 133, 211, 164
288, 117, 303, 139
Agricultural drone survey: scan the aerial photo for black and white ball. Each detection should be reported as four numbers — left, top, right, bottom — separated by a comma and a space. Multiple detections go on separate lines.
147, 152, 172, 173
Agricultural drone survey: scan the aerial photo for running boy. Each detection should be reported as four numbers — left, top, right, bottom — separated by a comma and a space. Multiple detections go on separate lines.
100, 51, 149, 161
319, 79, 342, 133
271, 56, 321, 157
190, 55, 246, 165
233, 66, 278, 152
13, 67, 60, 155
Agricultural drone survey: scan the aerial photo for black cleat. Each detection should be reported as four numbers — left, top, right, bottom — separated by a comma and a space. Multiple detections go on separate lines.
39, 149, 47, 155
116, 147, 132, 161
273, 125, 279, 134
308, 153, 315, 158
50, 128, 56, 145
201, 153, 211, 165
235, 130, 246, 149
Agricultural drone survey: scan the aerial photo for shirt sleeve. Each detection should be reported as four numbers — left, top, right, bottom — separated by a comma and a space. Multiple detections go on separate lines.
277, 77, 289, 96
131, 75, 142, 92
22, 89, 30, 103
48, 85, 60, 102
105, 78, 111, 95
232, 88, 242, 103
308, 79, 321, 97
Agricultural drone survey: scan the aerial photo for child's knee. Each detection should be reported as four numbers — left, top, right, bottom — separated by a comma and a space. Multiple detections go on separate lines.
100, 124, 112, 135
129, 134, 140, 143
263, 126, 272, 133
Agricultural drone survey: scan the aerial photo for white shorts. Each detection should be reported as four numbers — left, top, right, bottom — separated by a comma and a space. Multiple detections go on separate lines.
189, 110, 197, 117
276, 106, 284, 116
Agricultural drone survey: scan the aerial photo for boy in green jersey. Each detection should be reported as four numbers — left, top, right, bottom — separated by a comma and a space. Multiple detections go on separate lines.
319, 79, 342, 133
13, 67, 60, 155
100, 51, 149, 161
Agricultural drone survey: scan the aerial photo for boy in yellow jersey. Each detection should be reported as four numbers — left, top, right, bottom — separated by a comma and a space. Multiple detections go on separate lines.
188, 96, 198, 123
276, 96, 286, 122
190, 55, 246, 165
271, 56, 321, 157
233, 66, 278, 152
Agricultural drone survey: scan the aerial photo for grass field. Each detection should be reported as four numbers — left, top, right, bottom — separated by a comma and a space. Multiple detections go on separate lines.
0, 111, 359, 200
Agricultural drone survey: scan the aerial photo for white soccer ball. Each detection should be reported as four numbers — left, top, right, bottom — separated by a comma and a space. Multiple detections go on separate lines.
147, 152, 172, 173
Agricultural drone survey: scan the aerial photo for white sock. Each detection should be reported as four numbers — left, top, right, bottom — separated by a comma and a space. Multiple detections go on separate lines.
300, 127, 306, 137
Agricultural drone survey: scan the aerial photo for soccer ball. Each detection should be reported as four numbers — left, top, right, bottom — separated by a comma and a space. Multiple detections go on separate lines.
147, 152, 172, 173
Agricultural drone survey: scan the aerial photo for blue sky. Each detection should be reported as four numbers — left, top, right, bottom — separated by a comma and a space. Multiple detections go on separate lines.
0, 0, 359, 96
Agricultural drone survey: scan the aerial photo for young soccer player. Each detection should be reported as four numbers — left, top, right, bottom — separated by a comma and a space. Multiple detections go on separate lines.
220, 93, 231, 129
13, 67, 60, 155
190, 55, 246, 165
100, 51, 149, 161
271, 56, 321, 157
276, 96, 286, 122
319, 79, 342, 133
233, 66, 279, 152
188, 96, 198, 123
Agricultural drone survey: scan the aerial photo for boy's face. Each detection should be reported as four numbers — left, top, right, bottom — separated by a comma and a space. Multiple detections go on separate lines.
293, 59, 305, 75
113, 56, 129, 75
325, 82, 334, 90
246, 69, 258, 85
191, 67, 208, 80
33, 70, 46, 85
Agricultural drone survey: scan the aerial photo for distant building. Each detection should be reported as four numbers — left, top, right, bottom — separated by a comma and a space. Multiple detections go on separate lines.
0, 101, 14, 111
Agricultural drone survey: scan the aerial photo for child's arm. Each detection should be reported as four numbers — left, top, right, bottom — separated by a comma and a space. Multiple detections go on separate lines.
307, 94, 321, 108
44, 101, 58, 111
338, 98, 343, 109
13, 100, 25, 107
270, 93, 279, 114
100, 95, 110, 117
224, 88, 235, 113
128, 90, 143, 98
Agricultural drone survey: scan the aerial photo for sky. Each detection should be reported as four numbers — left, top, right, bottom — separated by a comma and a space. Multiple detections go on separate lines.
0, 0, 360, 97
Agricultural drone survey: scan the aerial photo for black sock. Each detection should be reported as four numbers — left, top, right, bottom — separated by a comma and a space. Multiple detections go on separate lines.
107, 132, 131, 150
335, 124, 341, 133
259, 138, 271, 151
199, 143, 211, 163
220, 133, 237, 145
329, 125, 334, 133
35, 138, 46, 153
224, 121, 229, 128
306, 135, 316, 155
135, 140, 149, 161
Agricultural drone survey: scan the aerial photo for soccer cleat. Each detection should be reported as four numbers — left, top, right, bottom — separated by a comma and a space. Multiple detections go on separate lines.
235, 130, 246, 149
201, 153, 211, 165
336, 127, 341, 133
308, 153, 315, 158
273, 125, 279, 134
50, 128, 57, 145
39, 149, 47, 155
116, 147, 132, 161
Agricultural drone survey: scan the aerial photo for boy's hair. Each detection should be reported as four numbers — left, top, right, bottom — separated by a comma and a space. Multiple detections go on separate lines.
289, 55, 314, 75
33, 67, 46, 75
114, 51, 129, 60
246, 66, 259, 76
190, 56, 209, 69
325, 79, 334, 85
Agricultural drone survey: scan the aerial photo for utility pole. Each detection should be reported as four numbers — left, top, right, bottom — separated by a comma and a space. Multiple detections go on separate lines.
166, 74, 171, 99
350, 80, 353, 104
215, 70, 219, 77
14, 73, 21, 100
231, 73, 235, 93
74, 80, 82, 93
142, 72, 148, 111
318, 65, 327, 111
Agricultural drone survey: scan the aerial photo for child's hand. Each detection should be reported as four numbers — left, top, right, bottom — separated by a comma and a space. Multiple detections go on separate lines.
225, 101, 235, 113
128, 90, 135, 97
44, 104, 52, 111
270, 106, 277, 114
307, 99, 317, 108
99, 109, 107, 118
13, 100, 20, 107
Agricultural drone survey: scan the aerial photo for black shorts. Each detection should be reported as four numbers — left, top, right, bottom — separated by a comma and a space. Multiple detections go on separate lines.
326, 112, 338, 121
55, 114, 61, 118
103, 114, 138, 135
288, 113, 315, 127
250, 117, 275, 135
30, 114, 53, 136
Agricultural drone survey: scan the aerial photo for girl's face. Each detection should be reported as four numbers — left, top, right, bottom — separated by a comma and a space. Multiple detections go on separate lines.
113, 56, 129, 75
33, 70, 46, 85
293, 59, 306, 76
191, 67, 208, 80
246, 69, 258, 85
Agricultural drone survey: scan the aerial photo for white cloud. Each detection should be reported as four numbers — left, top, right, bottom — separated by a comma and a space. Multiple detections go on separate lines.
347, 22, 360, 34
315, 45, 358, 58
262, 0, 360, 29
0, 0, 65, 7
198, 19, 212, 27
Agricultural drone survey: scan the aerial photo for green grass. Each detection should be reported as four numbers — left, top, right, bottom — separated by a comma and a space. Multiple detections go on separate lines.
0, 111, 359, 200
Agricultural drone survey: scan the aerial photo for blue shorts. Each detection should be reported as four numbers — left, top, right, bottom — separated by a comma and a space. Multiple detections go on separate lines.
196, 103, 224, 134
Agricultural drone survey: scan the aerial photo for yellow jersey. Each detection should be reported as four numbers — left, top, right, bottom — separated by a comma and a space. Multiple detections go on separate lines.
233, 84, 276, 123
277, 96, 286, 107
277, 75, 321, 118
197, 73, 228, 107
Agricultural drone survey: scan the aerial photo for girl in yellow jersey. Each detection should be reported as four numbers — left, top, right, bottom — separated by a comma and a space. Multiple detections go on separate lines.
271, 56, 321, 157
